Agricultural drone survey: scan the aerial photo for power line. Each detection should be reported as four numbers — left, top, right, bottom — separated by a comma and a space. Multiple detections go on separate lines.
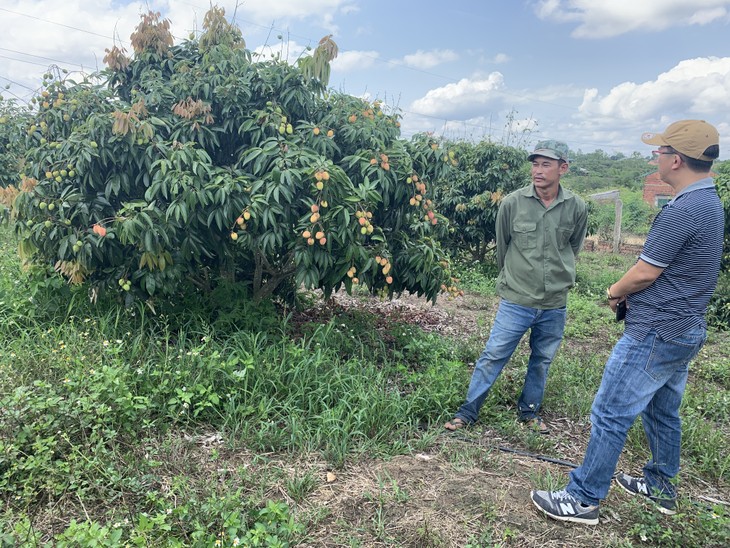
0, 54, 58, 69
0, 47, 87, 69
0, 7, 114, 40
0, 75, 35, 92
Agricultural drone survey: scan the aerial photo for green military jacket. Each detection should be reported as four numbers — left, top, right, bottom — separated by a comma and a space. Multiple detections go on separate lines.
495, 184, 588, 309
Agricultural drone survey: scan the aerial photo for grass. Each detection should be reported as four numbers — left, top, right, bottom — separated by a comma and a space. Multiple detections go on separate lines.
1, 226, 729, 547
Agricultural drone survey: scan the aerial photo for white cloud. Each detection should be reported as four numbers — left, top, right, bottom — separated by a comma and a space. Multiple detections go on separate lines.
533, 0, 730, 38
331, 50, 379, 72
558, 56, 730, 154
578, 57, 730, 121
492, 53, 510, 64
400, 49, 458, 70
409, 72, 506, 118
0, 0, 150, 97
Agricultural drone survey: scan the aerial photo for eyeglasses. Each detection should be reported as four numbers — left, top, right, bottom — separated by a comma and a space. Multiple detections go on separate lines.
651, 150, 676, 159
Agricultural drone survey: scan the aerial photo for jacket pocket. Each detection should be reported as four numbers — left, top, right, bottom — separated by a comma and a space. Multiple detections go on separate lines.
557, 227, 573, 249
513, 222, 537, 249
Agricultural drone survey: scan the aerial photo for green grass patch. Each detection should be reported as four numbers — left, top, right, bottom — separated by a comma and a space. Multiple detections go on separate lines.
1, 224, 728, 545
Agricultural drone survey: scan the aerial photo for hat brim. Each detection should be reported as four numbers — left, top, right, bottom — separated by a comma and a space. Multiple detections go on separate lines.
528, 149, 563, 161
641, 132, 669, 146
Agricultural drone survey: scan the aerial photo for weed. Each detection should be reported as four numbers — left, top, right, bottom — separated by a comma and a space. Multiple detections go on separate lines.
625, 497, 730, 547
1, 223, 729, 545
528, 468, 568, 492
284, 470, 319, 503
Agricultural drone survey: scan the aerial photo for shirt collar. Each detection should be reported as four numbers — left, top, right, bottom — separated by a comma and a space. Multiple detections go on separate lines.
668, 177, 715, 205
522, 184, 565, 204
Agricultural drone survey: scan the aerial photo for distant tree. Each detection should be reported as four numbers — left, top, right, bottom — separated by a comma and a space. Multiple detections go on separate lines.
0, 97, 28, 213
714, 160, 730, 270
430, 140, 528, 262
564, 150, 651, 193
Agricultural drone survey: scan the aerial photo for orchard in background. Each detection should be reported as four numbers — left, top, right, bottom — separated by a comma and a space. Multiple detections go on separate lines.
431, 140, 527, 263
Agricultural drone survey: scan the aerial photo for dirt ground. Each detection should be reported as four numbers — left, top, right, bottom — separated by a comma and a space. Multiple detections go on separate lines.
277, 289, 727, 547
169, 289, 727, 547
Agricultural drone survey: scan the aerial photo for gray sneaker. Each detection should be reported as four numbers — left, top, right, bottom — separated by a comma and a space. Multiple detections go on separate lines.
615, 473, 677, 515
530, 489, 599, 525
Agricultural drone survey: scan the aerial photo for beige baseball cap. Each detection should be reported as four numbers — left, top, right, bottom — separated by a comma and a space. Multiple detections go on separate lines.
641, 120, 719, 161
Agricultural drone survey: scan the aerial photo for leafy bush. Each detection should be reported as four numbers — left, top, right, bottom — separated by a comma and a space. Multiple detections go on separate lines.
0, 98, 27, 190
628, 499, 730, 547
707, 270, 730, 330
715, 163, 730, 270
9, 8, 456, 308
588, 188, 656, 241
430, 140, 528, 263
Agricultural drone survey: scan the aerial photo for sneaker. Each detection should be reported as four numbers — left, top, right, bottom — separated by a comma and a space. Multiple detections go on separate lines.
522, 416, 549, 434
530, 489, 599, 525
615, 473, 677, 515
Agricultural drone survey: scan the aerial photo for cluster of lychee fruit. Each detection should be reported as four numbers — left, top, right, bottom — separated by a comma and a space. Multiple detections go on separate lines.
375, 255, 393, 284
302, 203, 328, 246
369, 153, 390, 171
277, 115, 293, 136
356, 209, 374, 235
406, 174, 438, 225
230, 209, 252, 240
312, 127, 335, 138
347, 104, 383, 124
442, 149, 458, 166
313, 169, 330, 191
346, 265, 359, 284
118, 278, 132, 291
441, 278, 464, 299
302, 228, 326, 246
37, 89, 66, 110
44, 164, 76, 183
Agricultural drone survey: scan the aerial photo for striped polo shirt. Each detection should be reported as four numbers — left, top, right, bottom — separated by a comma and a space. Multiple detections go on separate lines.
625, 178, 724, 341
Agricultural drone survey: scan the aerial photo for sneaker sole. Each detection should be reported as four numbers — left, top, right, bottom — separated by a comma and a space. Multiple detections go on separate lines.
614, 477, 677, 515
530, 493, 599, 525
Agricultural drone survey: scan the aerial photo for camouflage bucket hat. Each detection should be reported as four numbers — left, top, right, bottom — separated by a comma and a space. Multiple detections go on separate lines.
528, 140, 569, 162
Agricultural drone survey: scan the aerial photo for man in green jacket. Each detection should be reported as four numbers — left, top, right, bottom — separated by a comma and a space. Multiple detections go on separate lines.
445, 140, 588, 433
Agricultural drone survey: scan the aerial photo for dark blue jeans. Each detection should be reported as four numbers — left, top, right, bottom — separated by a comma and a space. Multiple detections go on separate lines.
455, 299, 567, 424
567, 326, 706, 506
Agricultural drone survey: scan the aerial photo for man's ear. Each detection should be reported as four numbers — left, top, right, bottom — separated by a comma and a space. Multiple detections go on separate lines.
559, 162, 569, 175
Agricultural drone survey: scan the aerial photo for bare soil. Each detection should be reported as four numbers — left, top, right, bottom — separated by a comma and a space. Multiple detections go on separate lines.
276, 288, 727, 547
155, 288, 728, 547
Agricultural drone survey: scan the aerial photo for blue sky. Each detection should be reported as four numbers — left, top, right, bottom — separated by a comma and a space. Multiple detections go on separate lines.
2, 0, 730, 158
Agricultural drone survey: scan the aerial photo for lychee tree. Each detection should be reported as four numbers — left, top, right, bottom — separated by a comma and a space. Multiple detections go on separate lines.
11, 7, 457, 304
0, 97, 28, 211
429, 139, 529, 263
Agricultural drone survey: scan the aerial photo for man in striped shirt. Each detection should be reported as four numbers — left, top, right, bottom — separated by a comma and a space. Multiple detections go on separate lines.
531, 120, 724, 525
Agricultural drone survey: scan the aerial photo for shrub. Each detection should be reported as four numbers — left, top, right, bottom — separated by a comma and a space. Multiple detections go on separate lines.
9, 8, 456, 308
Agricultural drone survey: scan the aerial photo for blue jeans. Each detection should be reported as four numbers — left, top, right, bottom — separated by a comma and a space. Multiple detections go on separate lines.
454, 299, 567, 424
567, 326, 706, 506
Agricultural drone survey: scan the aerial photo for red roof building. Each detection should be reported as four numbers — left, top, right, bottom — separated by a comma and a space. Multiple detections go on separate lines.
643, 169, 717, 207
642, 171, 674, 207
